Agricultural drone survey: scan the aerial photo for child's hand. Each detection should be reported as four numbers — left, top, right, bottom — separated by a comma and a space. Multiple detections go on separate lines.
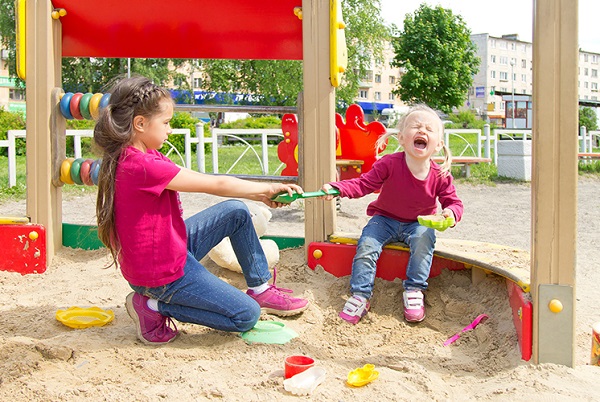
441, 208, 456, 226
261, 183, 303, 208
319, 184, 337, 201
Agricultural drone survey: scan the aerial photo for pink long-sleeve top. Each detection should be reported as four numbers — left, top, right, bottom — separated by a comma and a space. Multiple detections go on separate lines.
330, 152, 463, 224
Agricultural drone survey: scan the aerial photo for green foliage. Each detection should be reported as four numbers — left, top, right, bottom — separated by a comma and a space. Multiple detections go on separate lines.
579, 160, 600, 174
201, 0, 390, 113
220, 116, 282, 129
579, 107, 599, 131
0, 108, 26, 156
392, 4, 480, 113
166, 112, 201, 153
446, 110, 496, 130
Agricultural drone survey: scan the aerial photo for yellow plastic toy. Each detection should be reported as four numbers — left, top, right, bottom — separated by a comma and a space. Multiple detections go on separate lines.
56, 306, 115, 329
417, 214, 455, 231
347, 364, 379, 387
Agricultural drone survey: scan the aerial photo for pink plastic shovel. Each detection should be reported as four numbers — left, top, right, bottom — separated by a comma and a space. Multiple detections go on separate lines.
444, 314, 489, 346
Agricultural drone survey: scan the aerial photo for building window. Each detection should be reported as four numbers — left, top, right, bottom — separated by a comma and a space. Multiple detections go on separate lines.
490, 70, 496, 79
374, 74, 381, 83
499, 71, 508, 81
592, 69, 598, 78
490, 39, 496, 48
9, 88, 25, 101
362, 70, 373, 82
592, 82, 598, 91
193, 77, 202, 88
584, 68, 589, 76
584, 82, 589, 89
359, 89, 368, 99
388, 93, 395, 100
584, 54, 589, 62
521, 74, 527, 82
499, 41, 507, 49
490, 55, 496, 63
521, 59, 527, 68
389, 76, 396, 85
374, 92, 381, 100
593, 55, 598, 63
500, 56, 508, 65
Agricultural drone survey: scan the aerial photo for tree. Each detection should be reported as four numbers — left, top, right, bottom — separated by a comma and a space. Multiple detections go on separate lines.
391, 4, 480, 114
201, 0, 390, 112
579, 106, 599, 131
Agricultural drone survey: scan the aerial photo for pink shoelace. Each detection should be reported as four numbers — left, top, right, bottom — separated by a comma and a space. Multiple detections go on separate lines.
269, 268, 294, 295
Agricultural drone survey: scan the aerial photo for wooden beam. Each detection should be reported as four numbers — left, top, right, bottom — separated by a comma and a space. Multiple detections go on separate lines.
531, 0, 578, 366
26, 0, 63, 264
301, 0, 336, 244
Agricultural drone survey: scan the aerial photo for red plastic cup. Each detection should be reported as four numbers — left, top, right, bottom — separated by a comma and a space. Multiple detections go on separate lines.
284, 355, 315, 379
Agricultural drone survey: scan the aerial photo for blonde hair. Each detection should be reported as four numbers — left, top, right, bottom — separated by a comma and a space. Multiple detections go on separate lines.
94, 75, 173, 267
376, 104, 452, 175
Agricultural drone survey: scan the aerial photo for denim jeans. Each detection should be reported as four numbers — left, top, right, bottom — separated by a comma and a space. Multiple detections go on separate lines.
350, 214, 436, 299
130, 200, 270, 332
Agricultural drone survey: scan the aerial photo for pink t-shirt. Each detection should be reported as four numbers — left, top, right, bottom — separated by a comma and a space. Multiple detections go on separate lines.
114, 147, 187, 287
330, 152, 464, 223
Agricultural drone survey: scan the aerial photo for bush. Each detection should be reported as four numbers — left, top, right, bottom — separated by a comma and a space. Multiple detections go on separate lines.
220, 116, 282, 129
0, 108, 26, 156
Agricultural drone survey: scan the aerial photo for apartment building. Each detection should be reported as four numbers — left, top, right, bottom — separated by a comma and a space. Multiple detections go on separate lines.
469, 33, 600, 128
0, 48, 26, 114
355, 41, 407, 123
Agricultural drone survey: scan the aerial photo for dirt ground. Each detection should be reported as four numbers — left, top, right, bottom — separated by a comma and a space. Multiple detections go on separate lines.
0, 176, 599, 401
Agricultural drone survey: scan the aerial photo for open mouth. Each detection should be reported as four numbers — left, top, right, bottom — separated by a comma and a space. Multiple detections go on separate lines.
414, 138, 428, 150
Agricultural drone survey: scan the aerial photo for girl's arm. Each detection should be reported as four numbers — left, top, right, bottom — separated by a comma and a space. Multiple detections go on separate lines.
166, 167, 302, 208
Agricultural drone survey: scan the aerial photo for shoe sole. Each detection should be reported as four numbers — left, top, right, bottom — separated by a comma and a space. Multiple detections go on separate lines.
125, 292, 176, 346
260, 303, 309, 317
405, 313, 426, 323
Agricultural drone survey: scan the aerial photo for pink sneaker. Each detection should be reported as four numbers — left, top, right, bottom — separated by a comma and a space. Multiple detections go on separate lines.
339, 295, 370, 324
246, 270, 308, 317
125, 292, 178, 345
403, 290, 426, 323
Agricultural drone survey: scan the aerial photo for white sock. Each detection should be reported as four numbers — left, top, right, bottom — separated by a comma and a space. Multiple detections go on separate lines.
147, 298, 159, 312
249, 282, 270, 295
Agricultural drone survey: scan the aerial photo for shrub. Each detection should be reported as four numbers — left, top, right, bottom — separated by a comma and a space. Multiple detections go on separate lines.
220, 116, 282, 129
167, 111, 203, 154
0, 108, 26, 156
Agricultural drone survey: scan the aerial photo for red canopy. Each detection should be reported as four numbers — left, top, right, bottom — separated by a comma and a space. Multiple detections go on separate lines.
52, 0, 303, 60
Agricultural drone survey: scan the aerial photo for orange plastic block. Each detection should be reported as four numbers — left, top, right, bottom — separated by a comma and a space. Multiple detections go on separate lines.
0, 224, 47, 274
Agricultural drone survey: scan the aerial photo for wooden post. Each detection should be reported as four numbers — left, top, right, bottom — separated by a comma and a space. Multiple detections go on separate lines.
25, 0, 63, 264
531, 0, 578, 366
301, 0, 336, 245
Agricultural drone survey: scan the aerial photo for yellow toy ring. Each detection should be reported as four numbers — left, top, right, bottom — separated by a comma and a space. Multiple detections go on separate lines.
60, 158, 75, 184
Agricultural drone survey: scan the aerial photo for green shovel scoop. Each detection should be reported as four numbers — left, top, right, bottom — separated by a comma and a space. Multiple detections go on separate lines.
272, 188, 340, 204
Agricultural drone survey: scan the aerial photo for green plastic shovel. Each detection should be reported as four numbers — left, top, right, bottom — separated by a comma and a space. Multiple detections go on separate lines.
272, 188, 340, 204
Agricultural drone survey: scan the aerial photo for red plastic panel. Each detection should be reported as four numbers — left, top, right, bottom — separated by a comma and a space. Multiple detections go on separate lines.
507, 280, 533, 361
307, 242, 465, 282
0, 224, 47, 274
52, 0, 303, 60
335, 104, 387, 180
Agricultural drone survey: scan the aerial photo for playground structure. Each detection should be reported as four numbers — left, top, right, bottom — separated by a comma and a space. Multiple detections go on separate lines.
14, 0, 579, 366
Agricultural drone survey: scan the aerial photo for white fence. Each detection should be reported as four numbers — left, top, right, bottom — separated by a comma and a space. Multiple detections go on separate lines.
3, 129, 190, 187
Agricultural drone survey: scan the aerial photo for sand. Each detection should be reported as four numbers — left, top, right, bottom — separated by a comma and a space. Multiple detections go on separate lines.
0, 177, 599, 401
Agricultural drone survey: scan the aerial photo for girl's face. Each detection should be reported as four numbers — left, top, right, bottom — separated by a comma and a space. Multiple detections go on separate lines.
398, 110, 443, 160
131, 99, 174, 151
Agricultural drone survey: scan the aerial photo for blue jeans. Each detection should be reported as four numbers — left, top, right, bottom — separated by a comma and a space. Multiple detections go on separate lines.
130, 200, 270, 332
350, 215, 436, 299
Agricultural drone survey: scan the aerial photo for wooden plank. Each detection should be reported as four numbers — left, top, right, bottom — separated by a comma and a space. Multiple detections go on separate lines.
531, 0, 578, 366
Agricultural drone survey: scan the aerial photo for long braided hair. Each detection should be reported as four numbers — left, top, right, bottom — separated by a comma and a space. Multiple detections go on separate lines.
94, 75, 173, 267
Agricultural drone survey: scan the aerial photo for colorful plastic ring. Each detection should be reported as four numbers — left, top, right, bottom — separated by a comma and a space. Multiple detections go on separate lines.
70, 93, 84, 120
60, 92, 74, 119
99, 93, 111, 110
60, 158, 75, 184
79, 93, 93, 120
80, 159, 94, 185
70, 158, 85, 185
89, 93, 103, 120
90, 159, 101, 185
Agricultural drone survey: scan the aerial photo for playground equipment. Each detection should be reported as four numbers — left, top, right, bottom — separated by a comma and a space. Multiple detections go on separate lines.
0, 217, 46, 274
18, 0, 580, 366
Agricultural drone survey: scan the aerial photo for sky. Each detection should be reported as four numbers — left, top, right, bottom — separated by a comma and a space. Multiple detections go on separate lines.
380, 0, 600, 54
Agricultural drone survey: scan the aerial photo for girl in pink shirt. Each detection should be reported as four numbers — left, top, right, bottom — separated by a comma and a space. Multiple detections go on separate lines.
321, 104, 463, 324
94, 76, 308, 345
